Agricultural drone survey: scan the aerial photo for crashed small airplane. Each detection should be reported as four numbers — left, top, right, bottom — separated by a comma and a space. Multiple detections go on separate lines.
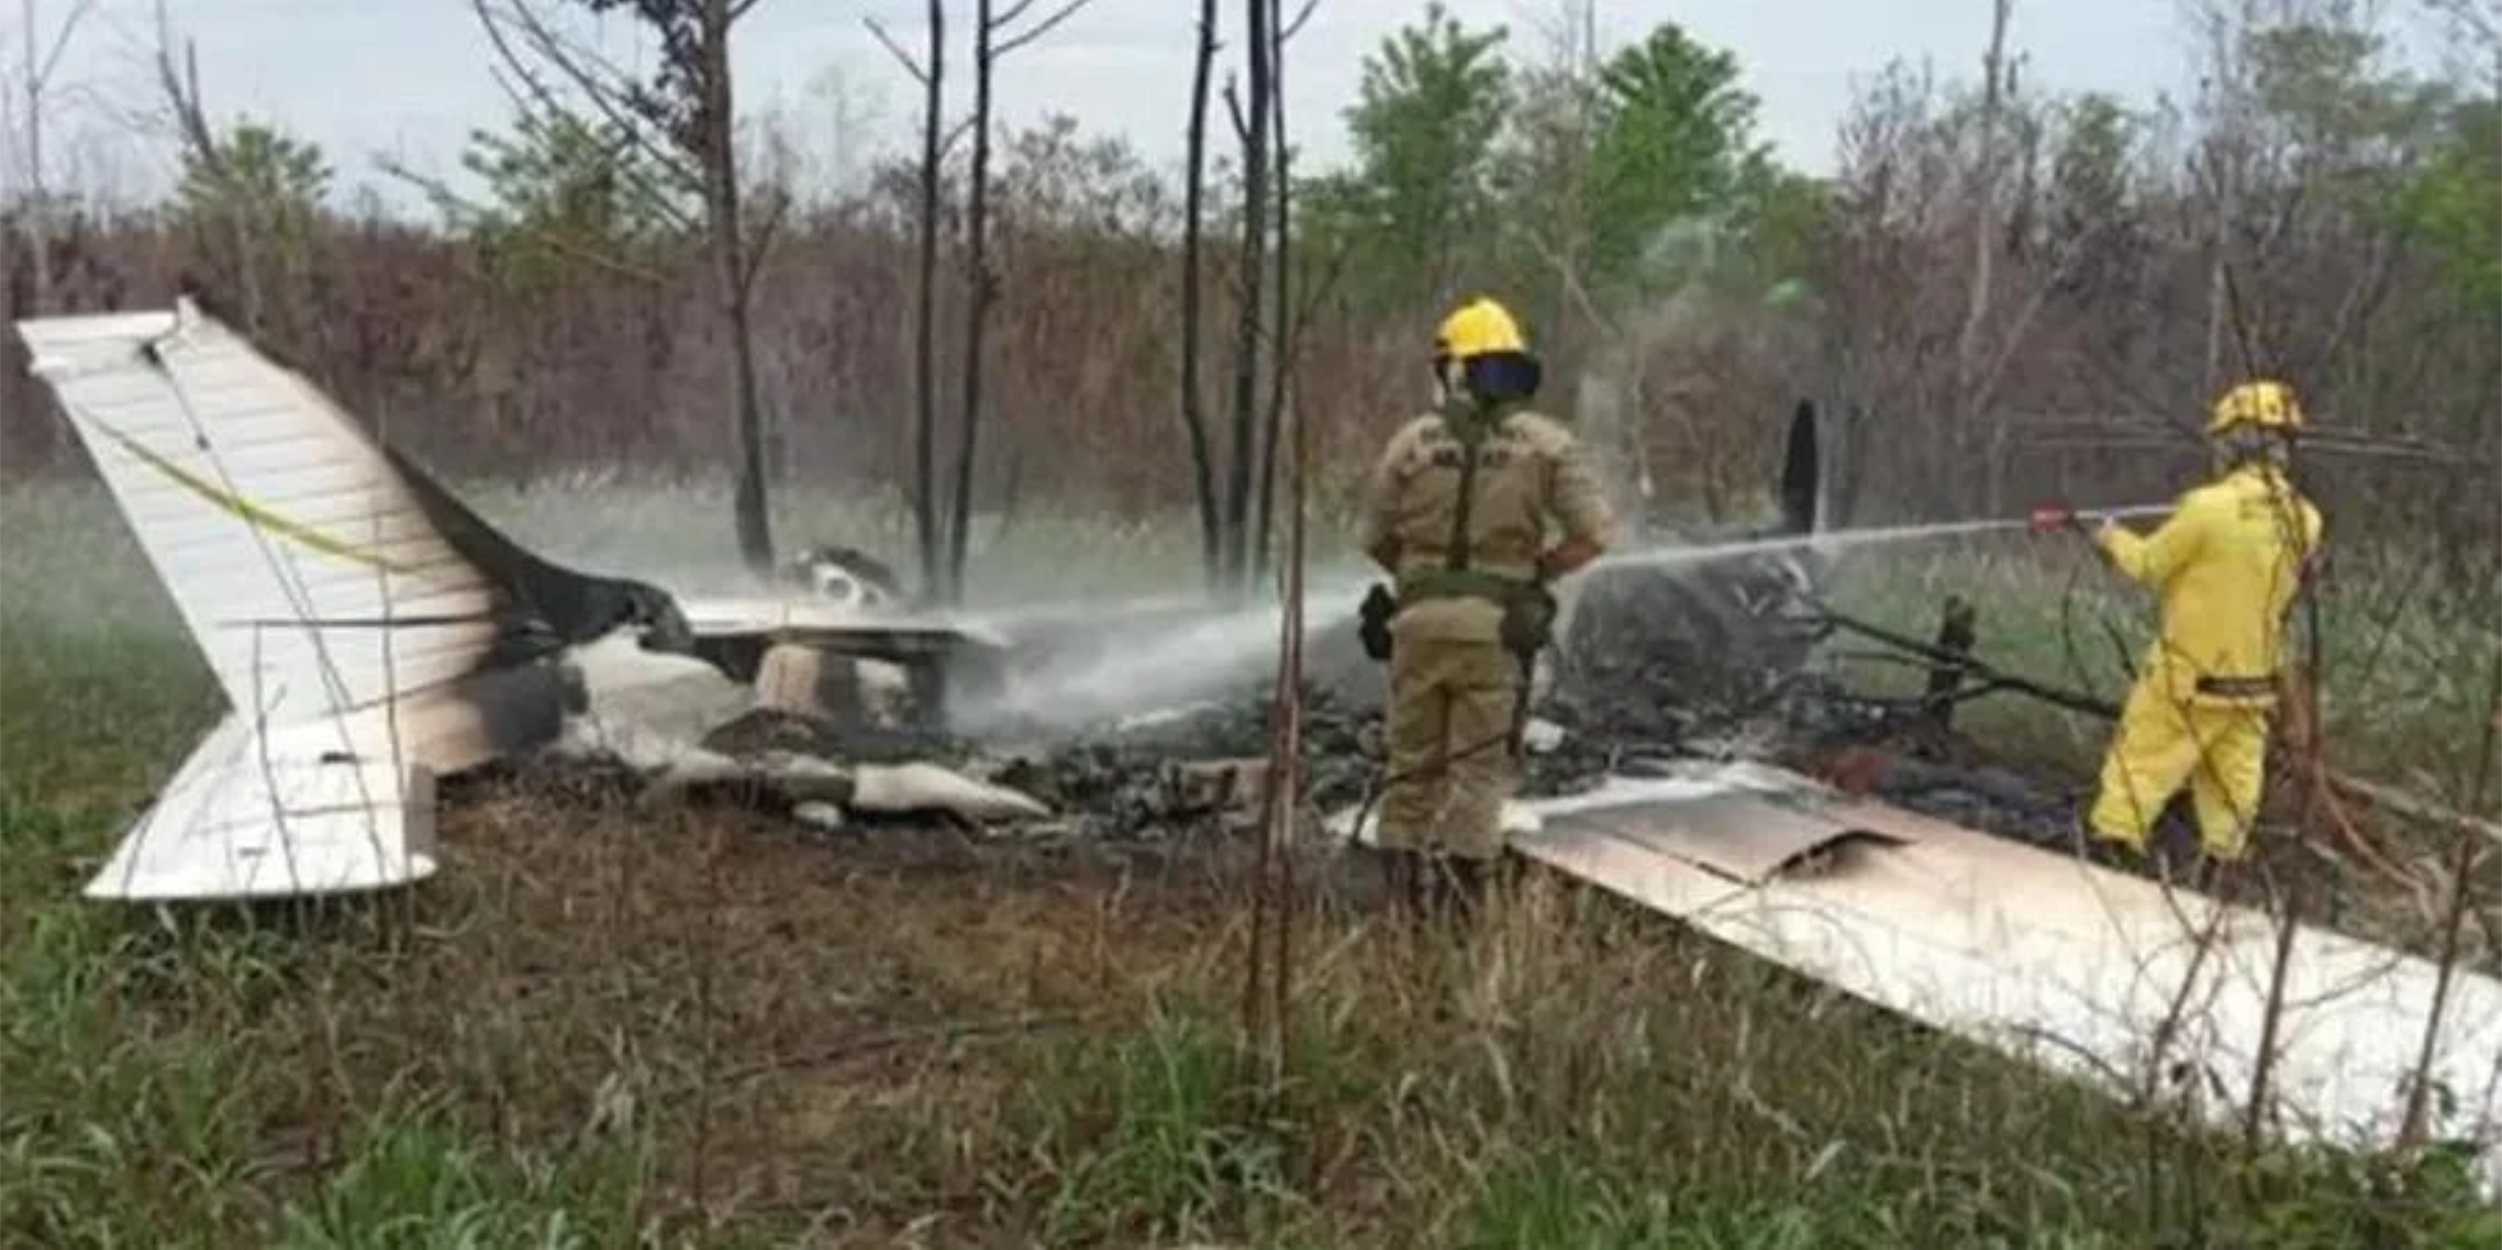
17, 299, 1046, 903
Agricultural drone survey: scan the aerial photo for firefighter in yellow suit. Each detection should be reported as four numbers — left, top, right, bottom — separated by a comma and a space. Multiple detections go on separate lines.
2084, 380, 2324, 862
1359, 297, 1618, 915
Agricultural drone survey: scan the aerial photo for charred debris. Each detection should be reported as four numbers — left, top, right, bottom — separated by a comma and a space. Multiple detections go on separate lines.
536, 400, 2134, 881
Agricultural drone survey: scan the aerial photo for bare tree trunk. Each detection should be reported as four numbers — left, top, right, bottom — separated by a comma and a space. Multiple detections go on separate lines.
2204, 168, 2233, 394
154, 20, 264, 336
1245, 290, 1309, 1100
1252, 0, 1289, 587
1224, 0, 1273, 591
702, 0, 772, 575
2196, 4, 2244, 399
23, 0, 49, 315
912, 1, 946, 598
936, 0, 1097, 600
20, 0, 99, 317
946, 0, 999, 604
1959, 0, 2011, 516
1181, 0, 1222, 588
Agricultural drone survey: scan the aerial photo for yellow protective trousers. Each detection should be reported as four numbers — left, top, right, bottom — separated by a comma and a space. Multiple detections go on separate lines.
1378, 638, 1522, 861
2088, 674, 2272, 860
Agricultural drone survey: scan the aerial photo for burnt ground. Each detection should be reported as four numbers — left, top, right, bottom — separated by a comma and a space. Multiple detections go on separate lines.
474, 554, 2377, 943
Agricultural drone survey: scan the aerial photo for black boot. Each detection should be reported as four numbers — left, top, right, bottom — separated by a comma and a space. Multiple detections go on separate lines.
1369, 846, 1427, 923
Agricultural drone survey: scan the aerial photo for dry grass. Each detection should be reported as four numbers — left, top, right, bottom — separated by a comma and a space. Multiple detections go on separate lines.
7, 480, 2500, 1247
9, 775, 2499, 1247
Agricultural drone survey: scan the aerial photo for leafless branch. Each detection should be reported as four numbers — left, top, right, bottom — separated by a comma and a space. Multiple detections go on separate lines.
2309, 231, 2399, 377
33, 0, 99, 92
1223, 78, 1249, 148
1240, 239, 1347, 360
1280, 0, 1321, 42
473, 0, 700, 193
1522, 228, 1623, 341
940, 114, 977, 160
864, 16, 930, 84
153, 22, 217, 172
994, 0, 1095, 58
1973, 222, 2110, 414
473, 59, 700, 237
376, 157, 670, 286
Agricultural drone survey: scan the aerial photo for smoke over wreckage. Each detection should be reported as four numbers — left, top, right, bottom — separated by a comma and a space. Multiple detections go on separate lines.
15, 300, 1044, 902
19, 303, 2502, 1192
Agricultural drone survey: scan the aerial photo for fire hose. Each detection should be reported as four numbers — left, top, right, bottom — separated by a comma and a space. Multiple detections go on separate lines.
1809, 597, 2493, 888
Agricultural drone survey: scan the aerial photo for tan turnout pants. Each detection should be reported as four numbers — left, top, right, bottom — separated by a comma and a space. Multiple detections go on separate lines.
1378, 638, 1521, 860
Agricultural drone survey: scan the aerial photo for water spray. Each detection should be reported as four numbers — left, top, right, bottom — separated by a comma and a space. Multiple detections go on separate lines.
963, 502, 2176, 729
1588, 503, 2176, 575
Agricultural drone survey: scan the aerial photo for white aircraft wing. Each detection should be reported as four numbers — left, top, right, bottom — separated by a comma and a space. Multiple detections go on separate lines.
1500, 766, 2502, 1190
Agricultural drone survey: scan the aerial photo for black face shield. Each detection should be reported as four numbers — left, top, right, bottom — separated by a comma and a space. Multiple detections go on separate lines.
1462, 350, 1542, 404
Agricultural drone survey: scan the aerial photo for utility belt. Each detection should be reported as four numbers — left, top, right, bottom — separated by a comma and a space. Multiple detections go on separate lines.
1358, 569, 1556, 663
1359, 403, 1554, 672
2192, 674, 2279, 701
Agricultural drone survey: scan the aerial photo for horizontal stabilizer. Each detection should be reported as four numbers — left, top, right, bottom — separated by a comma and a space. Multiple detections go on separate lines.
84, 712, 438, 901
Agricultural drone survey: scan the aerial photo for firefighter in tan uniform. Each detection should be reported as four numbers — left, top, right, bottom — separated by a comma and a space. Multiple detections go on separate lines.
1358, 297, 1617, 915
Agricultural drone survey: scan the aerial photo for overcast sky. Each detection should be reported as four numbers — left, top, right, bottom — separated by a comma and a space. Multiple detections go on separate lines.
5, 0, 2455, 214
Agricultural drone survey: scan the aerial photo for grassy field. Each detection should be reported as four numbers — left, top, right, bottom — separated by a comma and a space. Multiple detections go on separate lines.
1819, 533, 2499, 795
6, 479, 2501, 1247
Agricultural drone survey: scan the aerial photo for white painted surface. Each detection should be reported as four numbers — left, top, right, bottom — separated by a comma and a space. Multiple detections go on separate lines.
1502, 767, 2502, 1186
22, 302, 1042, 903
22, 303, 499, 902
82, 711, 437, 901
20, 303, 504, 723
566, 630, 760, 746
679, 595, 1012, 649
851, 762, 1052, 821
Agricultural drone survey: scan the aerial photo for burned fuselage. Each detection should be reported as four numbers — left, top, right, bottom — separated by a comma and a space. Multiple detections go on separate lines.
1552, 399, 1830, 726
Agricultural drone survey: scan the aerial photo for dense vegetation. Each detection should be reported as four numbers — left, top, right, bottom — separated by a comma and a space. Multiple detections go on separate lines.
4, 1, 2494, 593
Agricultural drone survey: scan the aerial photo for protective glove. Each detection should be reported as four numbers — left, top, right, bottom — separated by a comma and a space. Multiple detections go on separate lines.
1499, 584, 1559, 659
1358, 583, 1397, 662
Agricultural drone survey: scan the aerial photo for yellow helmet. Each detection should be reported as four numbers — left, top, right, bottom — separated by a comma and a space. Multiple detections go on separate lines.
2209, 380, 2305, 435
1435, 297, 1527, 361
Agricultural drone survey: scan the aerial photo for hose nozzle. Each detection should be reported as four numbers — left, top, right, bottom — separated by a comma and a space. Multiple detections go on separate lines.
2029, 504, 2081, 536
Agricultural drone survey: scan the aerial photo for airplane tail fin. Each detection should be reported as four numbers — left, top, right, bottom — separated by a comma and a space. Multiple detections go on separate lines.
13, 300, 643, 900
16, 301, 510, 724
